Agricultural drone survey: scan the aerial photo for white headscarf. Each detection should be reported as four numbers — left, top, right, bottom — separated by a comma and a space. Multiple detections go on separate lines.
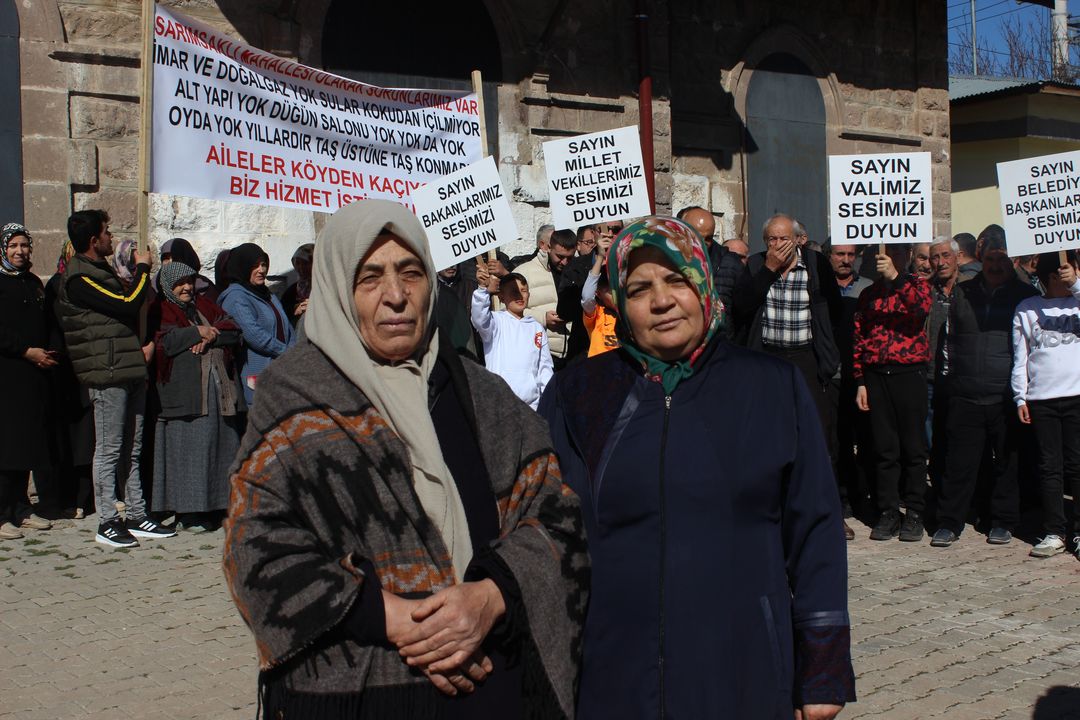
304, 200, 472, 580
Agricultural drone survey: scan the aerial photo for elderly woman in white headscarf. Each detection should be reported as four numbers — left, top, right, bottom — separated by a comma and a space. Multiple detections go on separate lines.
223, 200, 588, 719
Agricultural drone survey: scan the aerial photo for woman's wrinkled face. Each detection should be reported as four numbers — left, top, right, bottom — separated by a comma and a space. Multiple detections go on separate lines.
352, 234, 431, 362
5, 235, 30, 269
173, 277, 195, 304
249, 260, 268, 286
622, 245, 704, 363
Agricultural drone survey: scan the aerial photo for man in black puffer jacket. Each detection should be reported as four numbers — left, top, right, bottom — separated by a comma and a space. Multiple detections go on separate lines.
931, 227, 1038, 548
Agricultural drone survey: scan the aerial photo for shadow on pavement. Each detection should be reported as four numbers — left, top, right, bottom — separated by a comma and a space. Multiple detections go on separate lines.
1033, 686, 1080, 720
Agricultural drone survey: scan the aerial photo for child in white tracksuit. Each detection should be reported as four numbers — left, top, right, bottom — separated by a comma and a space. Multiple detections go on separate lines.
470, 264, 554, 410
1012, 251, 1080, 559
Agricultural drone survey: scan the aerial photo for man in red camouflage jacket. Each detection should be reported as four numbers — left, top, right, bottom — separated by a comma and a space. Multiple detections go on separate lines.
853, 243, 932, 543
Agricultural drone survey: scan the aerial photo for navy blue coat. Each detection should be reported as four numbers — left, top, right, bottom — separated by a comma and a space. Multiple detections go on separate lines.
539, 339, 855, 719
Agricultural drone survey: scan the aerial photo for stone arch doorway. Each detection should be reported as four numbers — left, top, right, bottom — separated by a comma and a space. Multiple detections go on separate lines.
0, 0, 21, 223
745, 53, 826, 254
321, 1, 502, 156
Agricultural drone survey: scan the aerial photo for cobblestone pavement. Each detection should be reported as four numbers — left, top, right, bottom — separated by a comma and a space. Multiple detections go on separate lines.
2, 516, 1079, 719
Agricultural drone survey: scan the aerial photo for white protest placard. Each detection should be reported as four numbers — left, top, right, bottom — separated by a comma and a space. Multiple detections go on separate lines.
543, 125, 651, 230
829, 152, 933, 245
413, 156, 518, 272
996, 150, 1080, 257
151, 6, 482, 214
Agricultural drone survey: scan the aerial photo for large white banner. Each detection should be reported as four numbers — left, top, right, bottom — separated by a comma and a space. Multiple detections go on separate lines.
828, 152, 933, 245
997, 150, 1080, 257
151, 6, 482, 213
543, 126, 651, 231
414, 157, 518, 272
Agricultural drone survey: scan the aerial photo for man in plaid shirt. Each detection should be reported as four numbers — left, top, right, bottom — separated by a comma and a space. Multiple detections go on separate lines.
734, 214, 844, 525
735, 214, 841, 417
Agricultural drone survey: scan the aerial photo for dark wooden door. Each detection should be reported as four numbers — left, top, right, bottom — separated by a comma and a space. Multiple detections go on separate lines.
746, 54, 826, 254
0, 1, 21, 224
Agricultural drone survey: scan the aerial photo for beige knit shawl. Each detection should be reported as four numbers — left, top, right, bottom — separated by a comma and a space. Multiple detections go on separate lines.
303, 199, 472, 580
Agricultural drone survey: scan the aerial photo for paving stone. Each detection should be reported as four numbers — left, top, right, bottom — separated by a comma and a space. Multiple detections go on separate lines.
2, 515, 1079, 719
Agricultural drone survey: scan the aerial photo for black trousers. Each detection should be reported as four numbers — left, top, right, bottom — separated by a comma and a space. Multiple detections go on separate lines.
864, 366, 928, 514
830, 376, 872, 513
763, 345, 832, 433
927, 379, 950, 491
1028, 395, 1080, 537
937, 397, 1020, 534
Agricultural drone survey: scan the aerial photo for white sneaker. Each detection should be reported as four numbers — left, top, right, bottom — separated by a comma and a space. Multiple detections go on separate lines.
0, 522, 23, 540
1030, 535, 1066, 558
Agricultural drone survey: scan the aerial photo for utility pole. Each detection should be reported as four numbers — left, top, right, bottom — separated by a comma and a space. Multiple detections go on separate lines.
1017, 0, 1071, 78
971, 0, 978, 74
1052, 0, 1069, 78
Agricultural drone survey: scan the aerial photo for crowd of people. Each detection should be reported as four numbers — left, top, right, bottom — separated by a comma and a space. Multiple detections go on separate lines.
0, 211, 299, 545
1, 198, 1078, 718
438, 211, 1079, 557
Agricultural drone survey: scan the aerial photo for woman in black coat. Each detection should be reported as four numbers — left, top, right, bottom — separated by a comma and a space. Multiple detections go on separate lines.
0, 224, 57, 538
539, 217, 855, 719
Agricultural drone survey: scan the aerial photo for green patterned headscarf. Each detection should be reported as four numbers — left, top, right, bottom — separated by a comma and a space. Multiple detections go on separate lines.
607, 216, 723, 394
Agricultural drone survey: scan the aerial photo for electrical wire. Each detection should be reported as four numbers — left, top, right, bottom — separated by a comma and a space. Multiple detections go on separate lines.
948, 2, 1035, 31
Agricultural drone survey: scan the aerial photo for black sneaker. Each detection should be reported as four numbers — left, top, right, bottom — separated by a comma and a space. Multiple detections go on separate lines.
870, 509, 902, 541
930, 528, 958, 547
95, 520, 139, 548
899, 511, 924, 542
126, 516, 176, 539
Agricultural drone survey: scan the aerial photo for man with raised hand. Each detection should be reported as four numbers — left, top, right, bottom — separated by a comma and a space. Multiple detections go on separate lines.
853, 243, 931, 543
735, 213, 840, 429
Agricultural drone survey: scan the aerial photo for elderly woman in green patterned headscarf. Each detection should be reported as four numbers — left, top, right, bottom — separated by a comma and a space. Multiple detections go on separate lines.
540, 216, 854, 720
606, 216, 724, 392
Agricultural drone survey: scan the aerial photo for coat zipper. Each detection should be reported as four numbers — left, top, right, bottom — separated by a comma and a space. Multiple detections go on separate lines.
658, 394, 671, 720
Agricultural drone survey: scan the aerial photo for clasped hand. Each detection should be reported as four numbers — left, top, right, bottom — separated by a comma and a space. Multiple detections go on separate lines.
384, 579, 506, 696
190, 325, 219, 354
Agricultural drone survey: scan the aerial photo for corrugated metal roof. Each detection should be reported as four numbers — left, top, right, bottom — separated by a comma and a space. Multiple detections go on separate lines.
949, 74, 1080, 102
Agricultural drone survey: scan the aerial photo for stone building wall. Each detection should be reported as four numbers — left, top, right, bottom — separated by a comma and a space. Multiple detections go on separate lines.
666, 0, 951, 244
19, 0, 316, 278
17, 0, 949, 273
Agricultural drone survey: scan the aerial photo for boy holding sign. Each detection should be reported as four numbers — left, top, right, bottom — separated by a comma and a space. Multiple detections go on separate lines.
1012, 251, 1080, 560
471, 264, 554, 410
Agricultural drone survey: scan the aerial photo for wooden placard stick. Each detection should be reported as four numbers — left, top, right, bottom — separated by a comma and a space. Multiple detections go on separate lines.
138, 0, 156, 253
136, 0, 155, 347
470, 70, 495, 264
1060, 249, 1068, 267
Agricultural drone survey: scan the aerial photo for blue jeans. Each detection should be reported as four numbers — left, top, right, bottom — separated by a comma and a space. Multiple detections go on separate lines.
89, 381, 147, 523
